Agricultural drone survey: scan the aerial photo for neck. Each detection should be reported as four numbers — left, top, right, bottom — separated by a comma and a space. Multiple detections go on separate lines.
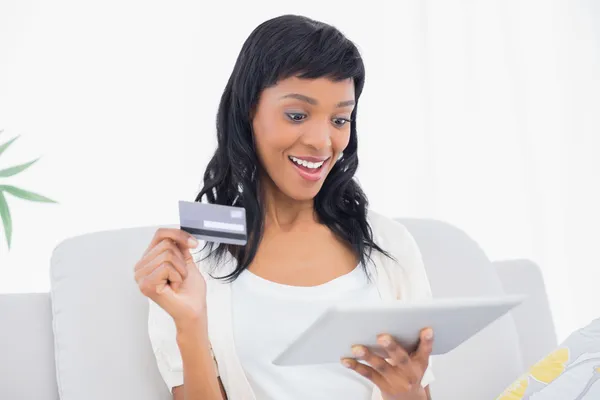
260, 176, 316, 230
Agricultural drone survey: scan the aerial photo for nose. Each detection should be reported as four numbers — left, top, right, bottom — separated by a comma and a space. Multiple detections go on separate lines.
302, 119, 333, 150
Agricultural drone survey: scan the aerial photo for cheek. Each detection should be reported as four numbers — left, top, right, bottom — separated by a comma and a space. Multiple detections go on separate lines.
332, 128, 351, 153
253, 116, 299, 160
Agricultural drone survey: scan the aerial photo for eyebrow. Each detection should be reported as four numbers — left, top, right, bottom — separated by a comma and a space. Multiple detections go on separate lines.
280, 93, 355, 108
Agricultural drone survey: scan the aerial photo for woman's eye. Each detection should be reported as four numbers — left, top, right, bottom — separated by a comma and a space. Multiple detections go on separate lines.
332, 117, 351, 127
286, 113, 307, 122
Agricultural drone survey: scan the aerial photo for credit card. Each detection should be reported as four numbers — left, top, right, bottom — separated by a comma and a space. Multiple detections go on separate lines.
178, 200, 247, 245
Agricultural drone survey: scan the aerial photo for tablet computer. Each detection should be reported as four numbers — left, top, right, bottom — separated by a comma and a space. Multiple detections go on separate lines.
272, 295, 524, 366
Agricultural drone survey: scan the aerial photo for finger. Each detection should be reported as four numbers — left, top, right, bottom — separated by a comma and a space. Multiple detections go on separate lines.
144, 228, 199, 257
377, 334, 418, 384
351, 345, 392, 376
142, 238, 185, 264
156, 239, 188, 279
138, 263, 183, 298
377, 335, 411, 367
412, 328, 434, 370
147, 248, 186, 292
137, 239, 188, 278
155, 263, 184, 293
341, 358, 391, 392
135, 247, 186, 282
135, 248, 188, 285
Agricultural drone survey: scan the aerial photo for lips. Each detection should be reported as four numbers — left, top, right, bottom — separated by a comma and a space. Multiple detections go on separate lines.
288, 155, 328, 169
288, 155, 331, 182
289, 155, 330, 163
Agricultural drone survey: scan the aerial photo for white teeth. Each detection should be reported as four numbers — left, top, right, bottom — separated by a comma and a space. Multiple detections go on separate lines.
289, 156, 325, 169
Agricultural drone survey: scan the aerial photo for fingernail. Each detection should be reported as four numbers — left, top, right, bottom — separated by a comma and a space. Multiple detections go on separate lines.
352, 346, 365, 357
188, 237, 199, 248
341, 359, 352, 368
424, 329, 434, 341
378, 335, 392, 347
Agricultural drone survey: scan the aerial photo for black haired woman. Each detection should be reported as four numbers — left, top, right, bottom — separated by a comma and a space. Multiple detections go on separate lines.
135, 14, 435, 400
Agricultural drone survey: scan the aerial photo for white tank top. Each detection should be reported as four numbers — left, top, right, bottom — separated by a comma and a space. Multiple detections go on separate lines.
231, 265, 382, 400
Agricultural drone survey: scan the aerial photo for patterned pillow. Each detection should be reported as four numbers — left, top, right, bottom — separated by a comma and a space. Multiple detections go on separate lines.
496, 318, 600, 399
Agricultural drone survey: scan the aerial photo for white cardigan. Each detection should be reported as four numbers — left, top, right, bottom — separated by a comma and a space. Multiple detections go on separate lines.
148, 211, 435, 400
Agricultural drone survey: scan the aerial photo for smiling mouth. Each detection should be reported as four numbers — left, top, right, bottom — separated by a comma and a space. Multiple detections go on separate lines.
288, 155, 329, 171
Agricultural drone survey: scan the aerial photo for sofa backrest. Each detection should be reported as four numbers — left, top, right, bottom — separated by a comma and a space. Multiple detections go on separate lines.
399, 218, 525, 399
494, 258, 558, 369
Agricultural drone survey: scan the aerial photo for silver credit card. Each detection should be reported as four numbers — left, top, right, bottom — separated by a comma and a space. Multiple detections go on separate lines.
178, 200, 247, 245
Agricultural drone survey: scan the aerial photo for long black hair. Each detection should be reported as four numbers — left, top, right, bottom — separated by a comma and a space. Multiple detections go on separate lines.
195, 14, 388, 280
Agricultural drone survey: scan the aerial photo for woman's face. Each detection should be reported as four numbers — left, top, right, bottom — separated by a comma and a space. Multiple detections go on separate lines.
252, 76, 355, 201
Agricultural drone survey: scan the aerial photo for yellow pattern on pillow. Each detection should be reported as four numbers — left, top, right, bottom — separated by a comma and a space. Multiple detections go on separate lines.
496, 348, 570, 399
528, 348, 569, 384
496, 376, 528, 400
496, 318, 600, 399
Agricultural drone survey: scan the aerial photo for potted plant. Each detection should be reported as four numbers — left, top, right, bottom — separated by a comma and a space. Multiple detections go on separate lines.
0, 129, 57, 250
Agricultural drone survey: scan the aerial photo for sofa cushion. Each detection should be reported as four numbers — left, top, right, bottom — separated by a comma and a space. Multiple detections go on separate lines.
50, 225, 172, 400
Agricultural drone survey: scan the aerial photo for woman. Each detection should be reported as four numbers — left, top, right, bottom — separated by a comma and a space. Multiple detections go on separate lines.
135, 14, 435, 400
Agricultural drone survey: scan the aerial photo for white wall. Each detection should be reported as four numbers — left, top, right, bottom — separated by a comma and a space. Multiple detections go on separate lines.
1, 0, 599, 340
0, 0, 431, 293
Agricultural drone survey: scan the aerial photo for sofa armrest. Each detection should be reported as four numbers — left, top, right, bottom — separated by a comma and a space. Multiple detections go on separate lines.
494, 259, 558, 369
0, 292, 59, 400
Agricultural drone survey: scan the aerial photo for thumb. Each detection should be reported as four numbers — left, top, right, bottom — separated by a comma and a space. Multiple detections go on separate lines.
172, 239, 199, 276
183, 247, 196, 265
414, 328, 434, 370
184, 249, 200, 274
183, 242, 204, 273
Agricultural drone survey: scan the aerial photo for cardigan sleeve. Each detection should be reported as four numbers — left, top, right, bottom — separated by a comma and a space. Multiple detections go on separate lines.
146, 255, 219, 393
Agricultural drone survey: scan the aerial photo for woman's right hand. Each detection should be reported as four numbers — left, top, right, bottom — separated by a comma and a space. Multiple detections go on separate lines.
134, 228, 207, 326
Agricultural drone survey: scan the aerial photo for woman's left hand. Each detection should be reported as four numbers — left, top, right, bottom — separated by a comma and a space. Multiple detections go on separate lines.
341, 328, 433, 400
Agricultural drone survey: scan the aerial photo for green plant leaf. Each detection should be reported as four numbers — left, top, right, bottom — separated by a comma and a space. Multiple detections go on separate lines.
0, 135, 19, 159
0, 158, 39, 177
0, 185, 57, 203
0, 191, 12, 249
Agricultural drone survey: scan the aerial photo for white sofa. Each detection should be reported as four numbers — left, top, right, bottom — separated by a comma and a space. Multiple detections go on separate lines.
0, 218, 557, 400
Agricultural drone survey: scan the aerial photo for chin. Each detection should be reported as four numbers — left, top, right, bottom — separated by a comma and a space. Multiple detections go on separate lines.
288, 188, 321, 202
282, 183, 324, 202
270, 166, 333, 202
